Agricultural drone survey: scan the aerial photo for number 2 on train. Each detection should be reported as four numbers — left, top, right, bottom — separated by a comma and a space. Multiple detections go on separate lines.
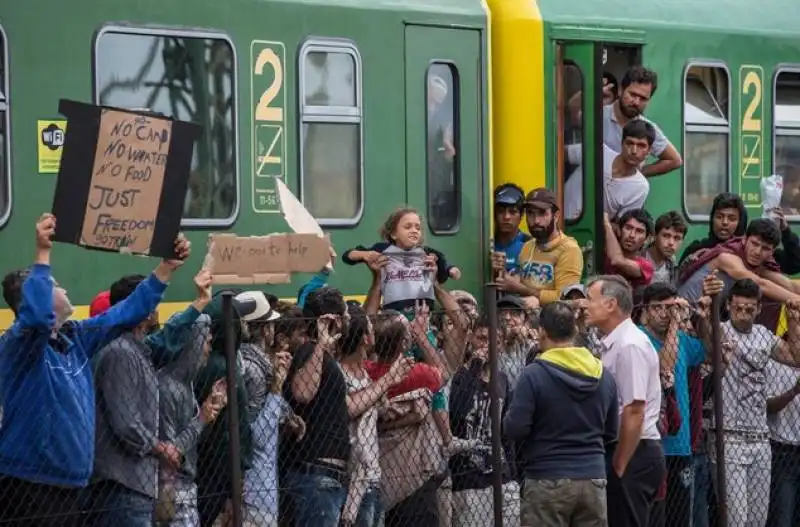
254, 48, 284, 122
742, 70, 762, 133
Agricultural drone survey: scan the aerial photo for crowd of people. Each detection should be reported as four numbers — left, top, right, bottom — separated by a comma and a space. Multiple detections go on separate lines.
1, 63, 800, 527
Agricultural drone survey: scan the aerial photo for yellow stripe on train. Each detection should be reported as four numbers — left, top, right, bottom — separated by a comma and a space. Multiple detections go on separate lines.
0, 295, 368, 331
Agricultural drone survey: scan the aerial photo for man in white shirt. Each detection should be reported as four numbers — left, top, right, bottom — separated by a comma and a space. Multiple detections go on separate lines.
585, 274, 665, 527
564, 120, 653, 222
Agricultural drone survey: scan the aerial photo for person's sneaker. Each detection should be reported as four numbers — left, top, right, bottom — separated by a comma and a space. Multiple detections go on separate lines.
442, 437, 481, 458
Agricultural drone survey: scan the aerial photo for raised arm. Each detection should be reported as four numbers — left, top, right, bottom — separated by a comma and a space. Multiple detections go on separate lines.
716, 254, 800, 303
76, 236, 191, 355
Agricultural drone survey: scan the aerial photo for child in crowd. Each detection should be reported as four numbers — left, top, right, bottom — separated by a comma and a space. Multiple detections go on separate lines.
342, 207, 461, 312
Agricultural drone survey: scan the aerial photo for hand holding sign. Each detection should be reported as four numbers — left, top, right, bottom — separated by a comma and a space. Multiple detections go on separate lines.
36, 213, 56, 251
163, 234, 191, 270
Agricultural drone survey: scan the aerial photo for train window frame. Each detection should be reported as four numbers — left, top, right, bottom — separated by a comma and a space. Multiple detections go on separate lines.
425, 61, 462, 235
682, 61, 732, 222
560, 60, 586, 226
773, 67, 800, 220
92, 24, 240, 228
0, 24, 11, 229
297, 37, 364, 227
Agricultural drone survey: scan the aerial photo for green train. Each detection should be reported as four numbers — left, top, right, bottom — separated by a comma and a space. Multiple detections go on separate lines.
0, 0, 798, 327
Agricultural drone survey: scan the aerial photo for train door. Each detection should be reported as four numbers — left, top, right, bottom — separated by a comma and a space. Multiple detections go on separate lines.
404, 25, 484, 286
556, 41, 640, 276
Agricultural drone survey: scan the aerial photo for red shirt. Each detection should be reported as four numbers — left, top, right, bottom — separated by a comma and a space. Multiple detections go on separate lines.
365, 360, 443, 398
603, 255, 654, 290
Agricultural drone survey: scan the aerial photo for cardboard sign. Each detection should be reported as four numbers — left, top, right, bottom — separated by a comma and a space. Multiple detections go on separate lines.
206, 233, 332, 284
51, 100, 201, 258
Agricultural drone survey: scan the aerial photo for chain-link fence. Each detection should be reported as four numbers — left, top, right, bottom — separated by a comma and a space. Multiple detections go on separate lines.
1, 281, 799, 526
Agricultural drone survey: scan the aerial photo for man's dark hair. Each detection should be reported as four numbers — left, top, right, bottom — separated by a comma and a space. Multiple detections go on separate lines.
603, 71, 619, 99
622, 120, 656, 147
714, 192, 744, 213
642, 282, 678, 305
2, 269, 30, 314
302, 287, 346, 338
746, 218, 781, 248
654, 211, 688, 236
265, 293, 279, 308
729, 278, 762, 302
621, 65, 658, 95
274, 307, 308, 340
109, 274, 146, 306
618, 208, 654, 237
539, 302, 577, 341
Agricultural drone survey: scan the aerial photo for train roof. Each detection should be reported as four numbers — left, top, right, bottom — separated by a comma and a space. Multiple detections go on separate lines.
537, 0, 800, 38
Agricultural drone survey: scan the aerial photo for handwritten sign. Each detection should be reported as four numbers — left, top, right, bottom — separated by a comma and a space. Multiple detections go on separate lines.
79, 110, 171, 253
51, 100, 201, 258
206, 233, 332, 284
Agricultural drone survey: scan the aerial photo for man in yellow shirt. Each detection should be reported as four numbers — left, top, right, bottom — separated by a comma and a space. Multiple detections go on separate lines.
496, 188, 584, 307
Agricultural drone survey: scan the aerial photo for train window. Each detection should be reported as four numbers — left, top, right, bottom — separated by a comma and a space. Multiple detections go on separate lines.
774, 71, 800, 215
0, 26, 9, 227
299, 40, 363, 225
426, 63, 460, 233
561, 63, 585, 223
683, 64, 730, 218
94, 28, 238, 226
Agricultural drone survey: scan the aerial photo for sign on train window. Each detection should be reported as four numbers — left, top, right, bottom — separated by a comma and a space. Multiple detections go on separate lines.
426, 63, 460, 234
0, 26, 10, 228
299, 39, 363, 226
683, 64, 730, 218
93, 27, 238, 227
774, 70, 800, 216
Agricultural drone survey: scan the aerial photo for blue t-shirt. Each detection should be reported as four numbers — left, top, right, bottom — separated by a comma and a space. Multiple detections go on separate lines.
641, 327, 705, 457
495, 231, 531, 273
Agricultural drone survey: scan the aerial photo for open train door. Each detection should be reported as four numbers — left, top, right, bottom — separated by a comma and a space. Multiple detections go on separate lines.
556, 41, 641, 277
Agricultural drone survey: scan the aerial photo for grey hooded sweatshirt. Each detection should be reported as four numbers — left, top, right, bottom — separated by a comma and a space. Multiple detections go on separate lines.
158, 315, 211, 480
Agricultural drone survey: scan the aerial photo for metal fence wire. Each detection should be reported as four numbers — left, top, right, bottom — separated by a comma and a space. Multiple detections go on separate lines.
3, 284, 800, 527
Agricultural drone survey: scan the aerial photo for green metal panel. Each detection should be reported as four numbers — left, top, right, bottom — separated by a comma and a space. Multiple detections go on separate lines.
404, 25, 485, 293
560, 42, 601, 277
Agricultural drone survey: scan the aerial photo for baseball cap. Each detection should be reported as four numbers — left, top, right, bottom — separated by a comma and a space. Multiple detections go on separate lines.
90, 290, 111, 317
497, 295, 526, 310
560, 284, 586, 300
525, 188, 558, 211
235, 291, 280, 323
494, 185, 524, 207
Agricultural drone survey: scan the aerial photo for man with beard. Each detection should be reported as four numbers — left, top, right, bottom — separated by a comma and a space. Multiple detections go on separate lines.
603, 66, 682, 178
603, 209, 655, 290
644, 211, 687, 285
496, 188, 583, 307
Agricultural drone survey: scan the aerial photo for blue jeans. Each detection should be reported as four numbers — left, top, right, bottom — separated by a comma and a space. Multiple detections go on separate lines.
693, 453, 711, 527
768, 442, 800, 527
355, 484, 385, 527
90, 481, 154, 527
286, 466, 347, 527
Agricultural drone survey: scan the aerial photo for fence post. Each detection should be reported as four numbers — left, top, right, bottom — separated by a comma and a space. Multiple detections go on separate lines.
222, 292, 243, 527
484, 283, 504, 527
710, 294, 727, 527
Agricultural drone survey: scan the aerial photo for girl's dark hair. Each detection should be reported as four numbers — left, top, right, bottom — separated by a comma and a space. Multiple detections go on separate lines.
340, 304, 370, 358
373, 314, 408, 363
380, 207, 421, 243
275, 307, 308, 341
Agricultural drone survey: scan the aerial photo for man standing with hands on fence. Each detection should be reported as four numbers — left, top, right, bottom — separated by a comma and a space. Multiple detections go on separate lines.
585, 275, 665, 527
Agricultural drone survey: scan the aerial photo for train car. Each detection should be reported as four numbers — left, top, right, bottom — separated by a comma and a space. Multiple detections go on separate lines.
0, 0, 491, 328
2, 0, 800, 327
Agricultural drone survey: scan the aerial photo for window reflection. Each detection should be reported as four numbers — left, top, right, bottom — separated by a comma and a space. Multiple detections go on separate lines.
299, 42, 362, 223
95, 31, 237, 222
775, 72, 800, 215
561, 63, 584, 222
426, 63, 460, 233
0, 28, 8, 226
684, 66, 729, 217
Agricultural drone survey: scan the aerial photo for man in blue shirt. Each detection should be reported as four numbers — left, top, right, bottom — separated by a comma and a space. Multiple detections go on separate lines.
0, 213, 191, 526
639, 282, 708, 527
490, 183, 531, 275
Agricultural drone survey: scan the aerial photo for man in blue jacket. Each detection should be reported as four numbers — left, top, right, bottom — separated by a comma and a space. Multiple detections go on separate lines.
0, 213, 190, 526
504, 301, 619, 526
